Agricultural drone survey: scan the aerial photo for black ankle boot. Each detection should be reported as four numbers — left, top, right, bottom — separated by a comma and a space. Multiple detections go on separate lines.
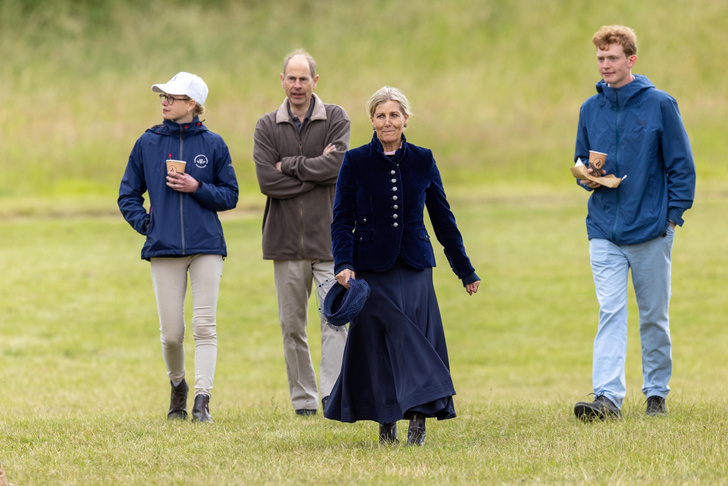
407, 414, 426, 446
378, 422, 398, 444
167, 379, 188, 420
192, 394, 213, 423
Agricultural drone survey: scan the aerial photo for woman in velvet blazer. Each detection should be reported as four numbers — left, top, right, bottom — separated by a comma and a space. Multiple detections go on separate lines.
323, 86, 480, 446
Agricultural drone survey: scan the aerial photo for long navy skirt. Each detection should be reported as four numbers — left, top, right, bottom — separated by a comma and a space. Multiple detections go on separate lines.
324, 259, 456, 424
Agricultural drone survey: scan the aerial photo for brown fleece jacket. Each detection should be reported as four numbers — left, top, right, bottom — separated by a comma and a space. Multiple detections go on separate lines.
253, 94, 350, 260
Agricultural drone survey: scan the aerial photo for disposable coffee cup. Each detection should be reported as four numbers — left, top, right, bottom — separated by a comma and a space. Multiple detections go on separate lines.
589, 150, 607, 175
166, 159, 186, 174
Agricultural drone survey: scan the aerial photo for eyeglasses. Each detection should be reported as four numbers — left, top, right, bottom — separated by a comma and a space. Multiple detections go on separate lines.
159, 94, 189, 105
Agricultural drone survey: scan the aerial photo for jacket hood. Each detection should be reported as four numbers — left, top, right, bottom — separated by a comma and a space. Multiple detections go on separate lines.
147, 117, 209, 136
596, 74, 654, 108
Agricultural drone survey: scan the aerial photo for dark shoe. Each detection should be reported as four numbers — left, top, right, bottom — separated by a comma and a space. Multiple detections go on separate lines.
646, 396, 667, 416
378, 422, 399, 444
407, 414, 426, 446
321, 395, 329, 410
192, 394, 213, 423
167, 379, 188, 420
574, 395, 622, 421
295, 409, 317, 416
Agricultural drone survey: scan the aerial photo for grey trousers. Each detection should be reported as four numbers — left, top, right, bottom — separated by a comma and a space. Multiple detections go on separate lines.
150, 254, 223, 398
273, 259, 348, 410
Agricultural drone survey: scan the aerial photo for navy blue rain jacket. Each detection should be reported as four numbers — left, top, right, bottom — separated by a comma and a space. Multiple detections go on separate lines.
118, 118, 239, 260
332, 134, 477, 284
575, 75, 695, 245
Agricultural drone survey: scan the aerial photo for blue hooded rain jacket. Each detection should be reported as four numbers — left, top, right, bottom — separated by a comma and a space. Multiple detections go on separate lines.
118, 118, 238, 260
575, 75, 695, 245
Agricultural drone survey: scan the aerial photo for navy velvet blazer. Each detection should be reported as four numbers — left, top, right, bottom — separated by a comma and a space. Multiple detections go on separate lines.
332, 134, 476, 282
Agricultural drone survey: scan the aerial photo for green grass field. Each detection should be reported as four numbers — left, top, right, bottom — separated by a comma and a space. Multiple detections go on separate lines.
2, 193, 728, 484
2, 0, 728, 484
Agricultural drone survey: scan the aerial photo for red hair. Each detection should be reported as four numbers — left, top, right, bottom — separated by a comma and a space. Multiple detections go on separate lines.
592, 25, 638, 57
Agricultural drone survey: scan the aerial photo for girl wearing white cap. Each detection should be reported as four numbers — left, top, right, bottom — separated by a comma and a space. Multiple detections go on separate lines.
118, 72, 239, 422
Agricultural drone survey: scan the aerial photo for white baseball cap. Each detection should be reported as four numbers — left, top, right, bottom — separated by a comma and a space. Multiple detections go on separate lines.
151, 72, 208, 106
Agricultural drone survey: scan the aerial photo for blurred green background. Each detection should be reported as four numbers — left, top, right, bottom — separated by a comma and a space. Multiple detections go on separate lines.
1, 0, 726, 216
2, 2, 728, 482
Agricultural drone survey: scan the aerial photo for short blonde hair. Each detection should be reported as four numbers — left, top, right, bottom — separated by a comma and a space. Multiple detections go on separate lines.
592, 25, 638, 57
192, 103, 205, 118
366, 86, 412, 118
176, 96, 205, 118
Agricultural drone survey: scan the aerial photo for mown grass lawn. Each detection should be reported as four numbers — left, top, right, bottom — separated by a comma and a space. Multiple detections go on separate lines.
1, 185, 726, 484
2, 0, 728, 483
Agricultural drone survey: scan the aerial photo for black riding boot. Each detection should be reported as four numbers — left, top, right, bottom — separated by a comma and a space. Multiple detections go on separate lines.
192, 394, 213, 423
167, 379, 188, 420
378, 422, 399, 444
407, 414, 426, 446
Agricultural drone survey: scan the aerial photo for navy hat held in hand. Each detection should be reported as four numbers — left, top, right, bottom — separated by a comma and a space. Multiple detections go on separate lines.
323, 278, 371, 327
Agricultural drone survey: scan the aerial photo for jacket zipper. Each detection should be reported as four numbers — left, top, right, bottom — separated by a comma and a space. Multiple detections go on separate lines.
610, 90, 621, 241
297, 137, 305, 258
179, 127, 186, 255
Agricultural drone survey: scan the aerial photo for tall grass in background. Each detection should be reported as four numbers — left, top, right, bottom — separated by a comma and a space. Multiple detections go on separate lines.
2, 1, 728, 483
1, 0, 727, 212
0, 0, 728, 485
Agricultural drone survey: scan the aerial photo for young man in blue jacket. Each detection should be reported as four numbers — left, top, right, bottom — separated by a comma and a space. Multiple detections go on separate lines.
573, 25, 696, 421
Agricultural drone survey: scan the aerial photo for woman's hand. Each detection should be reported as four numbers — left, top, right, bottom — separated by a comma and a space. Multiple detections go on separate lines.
465, 280, 480, 296
167, 172, 199, 193
336, 269, 355, 289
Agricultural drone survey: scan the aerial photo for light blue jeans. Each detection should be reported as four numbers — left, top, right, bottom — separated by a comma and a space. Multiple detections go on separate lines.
589, 226, 675, 409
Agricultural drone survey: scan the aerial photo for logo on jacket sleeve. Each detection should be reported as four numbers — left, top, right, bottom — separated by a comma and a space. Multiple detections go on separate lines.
194, 154, 209, 169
